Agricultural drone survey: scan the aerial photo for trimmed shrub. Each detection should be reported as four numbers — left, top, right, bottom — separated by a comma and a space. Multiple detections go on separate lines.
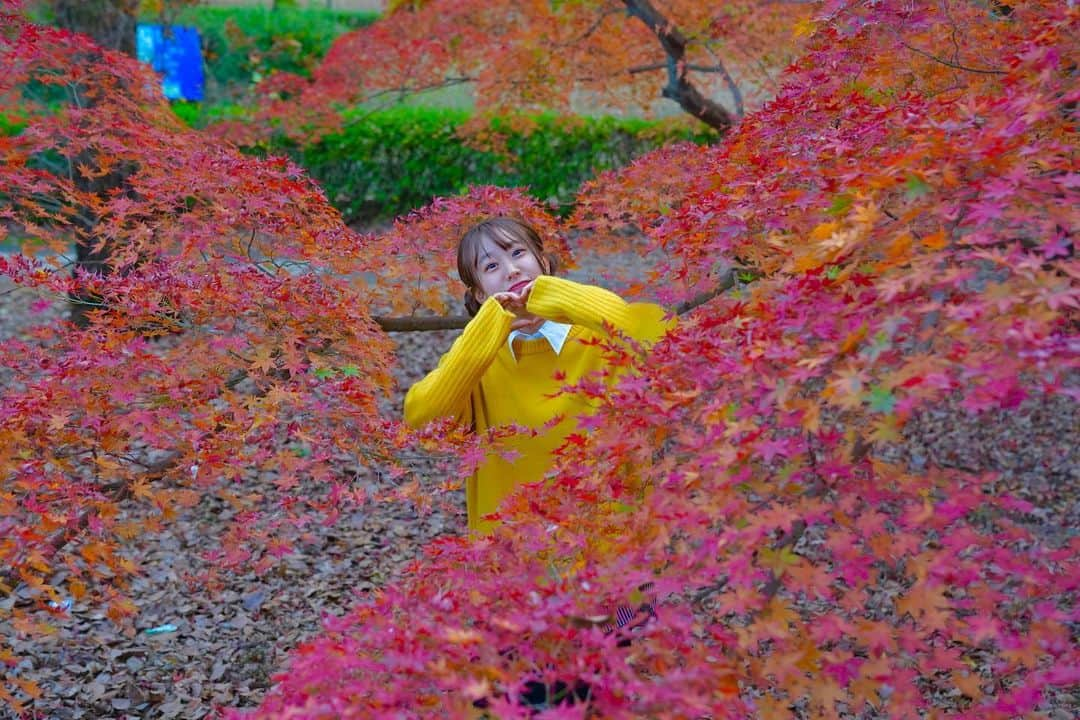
289, 108, 716, 223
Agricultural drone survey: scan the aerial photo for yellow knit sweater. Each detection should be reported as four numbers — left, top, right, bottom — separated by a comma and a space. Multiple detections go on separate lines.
404, 275, 671, 532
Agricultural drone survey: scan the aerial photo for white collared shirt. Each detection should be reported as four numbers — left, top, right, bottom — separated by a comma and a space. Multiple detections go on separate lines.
507, 320, 572, 361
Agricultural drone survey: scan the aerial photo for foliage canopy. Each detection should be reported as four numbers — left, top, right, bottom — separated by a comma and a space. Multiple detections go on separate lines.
216, 0, 810, 144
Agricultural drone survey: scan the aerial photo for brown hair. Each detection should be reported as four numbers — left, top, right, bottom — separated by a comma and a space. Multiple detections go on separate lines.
457, 217, 558, 316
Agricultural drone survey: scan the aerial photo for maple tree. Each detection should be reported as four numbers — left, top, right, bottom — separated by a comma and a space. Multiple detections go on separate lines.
0, 2, 402, 708
215, 0, 809, 145
240, 0, 1078, 718
0, 0, 1077, 718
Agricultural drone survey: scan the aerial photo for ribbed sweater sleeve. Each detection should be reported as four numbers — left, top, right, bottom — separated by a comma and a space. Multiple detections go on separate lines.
526, 275, 672, 344
403, 297, 514, 428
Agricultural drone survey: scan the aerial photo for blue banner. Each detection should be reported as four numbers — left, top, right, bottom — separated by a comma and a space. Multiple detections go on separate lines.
136, 24, 204, 102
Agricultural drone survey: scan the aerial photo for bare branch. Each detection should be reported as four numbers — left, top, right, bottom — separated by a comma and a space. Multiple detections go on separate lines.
704, 47, 744, 119
356, 76, 474, 114
898, 39, 1006, 75
555, 6, 621, 48
626, 62, 741, 75
373, 267, 746, 333
375, 315, 474, 332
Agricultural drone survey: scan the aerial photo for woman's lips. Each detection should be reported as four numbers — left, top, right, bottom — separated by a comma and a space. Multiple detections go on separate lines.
509, 280, 531, 294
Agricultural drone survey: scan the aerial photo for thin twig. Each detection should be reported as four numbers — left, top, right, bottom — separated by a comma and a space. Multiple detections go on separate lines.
555, 7, 620, 48
898, 40, 1006, 75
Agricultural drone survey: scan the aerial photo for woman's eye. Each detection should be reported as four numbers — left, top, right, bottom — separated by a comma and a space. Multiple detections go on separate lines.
484, 262, 497, 272
512, 248, 525, 257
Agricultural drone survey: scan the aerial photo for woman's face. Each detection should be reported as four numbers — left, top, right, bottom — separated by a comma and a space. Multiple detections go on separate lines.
473, 236, 548, 302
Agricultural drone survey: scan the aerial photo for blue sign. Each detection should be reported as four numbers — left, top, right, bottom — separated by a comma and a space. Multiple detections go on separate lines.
136, 24, 204, 102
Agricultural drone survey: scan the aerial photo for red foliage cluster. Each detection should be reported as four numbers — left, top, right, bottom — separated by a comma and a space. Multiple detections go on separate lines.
241, 1, 1078, 718
212, 0, 808, 145
0, 8, 398, 707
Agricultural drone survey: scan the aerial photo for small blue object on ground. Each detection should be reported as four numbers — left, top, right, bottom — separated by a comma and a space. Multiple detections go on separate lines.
143, 623, 179, 635
242, 590, 267, 613
135, 24, 204, 102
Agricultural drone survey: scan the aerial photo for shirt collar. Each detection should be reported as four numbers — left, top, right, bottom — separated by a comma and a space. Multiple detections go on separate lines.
507, 320, 572, 361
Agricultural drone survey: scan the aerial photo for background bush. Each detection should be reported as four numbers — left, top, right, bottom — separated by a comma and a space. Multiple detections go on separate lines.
0, 111, 26, 136
146, 5, 379, 102
282, 107, 716, 224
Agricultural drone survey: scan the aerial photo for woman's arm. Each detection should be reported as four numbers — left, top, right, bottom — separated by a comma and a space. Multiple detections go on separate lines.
403, 297, 515, 428
525, 275, 674, 346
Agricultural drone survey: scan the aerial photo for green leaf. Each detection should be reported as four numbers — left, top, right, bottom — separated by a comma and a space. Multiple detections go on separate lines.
827, 193, 853, 216
314, 367, 335, 379
868, 385, 896, 414
904, 173, 931, 200
340, 365, 361, 377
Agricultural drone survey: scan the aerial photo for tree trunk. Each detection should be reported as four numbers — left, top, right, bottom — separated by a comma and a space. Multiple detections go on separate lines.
51, 0, 140, 325
52, 0, 138, 56
622, 0, 735, 133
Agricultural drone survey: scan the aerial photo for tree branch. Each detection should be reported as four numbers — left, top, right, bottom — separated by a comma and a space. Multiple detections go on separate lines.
358, 76, 475, 112
373, 267, 745, 332
876, 19, 1008, 79
374, 314, 474, 332
704, 47, 744, 119
626, 61, 741, 76
556, 7, 621, 48
621, 0, 736, 132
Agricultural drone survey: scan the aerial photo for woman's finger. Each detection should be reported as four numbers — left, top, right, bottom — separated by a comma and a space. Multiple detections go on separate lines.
493, 292, 517, 309
510, 316, 538, 331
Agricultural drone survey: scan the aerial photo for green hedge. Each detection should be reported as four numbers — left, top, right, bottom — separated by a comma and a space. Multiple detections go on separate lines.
146, 6, 379, 101
289, 108, 716, 223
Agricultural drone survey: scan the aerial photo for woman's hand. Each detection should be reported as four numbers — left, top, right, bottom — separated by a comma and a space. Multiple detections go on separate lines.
492, 279, 535, 317
494, 280, 541, 331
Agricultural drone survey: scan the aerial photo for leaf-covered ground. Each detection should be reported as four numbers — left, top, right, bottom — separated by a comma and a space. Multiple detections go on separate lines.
1, 246, 1076, 718
0, 268, 462, 719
